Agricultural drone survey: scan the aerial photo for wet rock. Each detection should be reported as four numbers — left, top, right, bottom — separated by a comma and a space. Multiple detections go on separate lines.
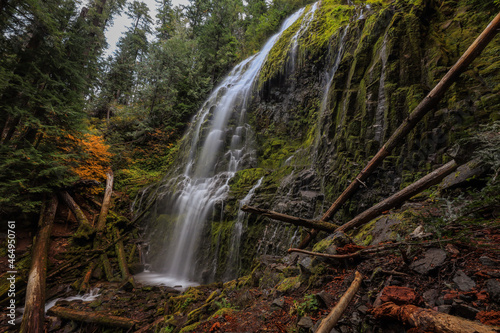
300, 256, 314, 271
379, 286, 423, 305
437, 305, 452, 314
297, 316, 314, 330
439, 159, 484, 190
486, 279, 500, 304
409, 248, 447, 274
480, 256, 498, 267
423, 289, 439, 306
316, 290, 335, 308
271, 297, 285, 308
357, 305, 369, 315
128, 263, 144, 275
369, 217, 401, 245
453, 270, 476, 291
451, 303, 480, 320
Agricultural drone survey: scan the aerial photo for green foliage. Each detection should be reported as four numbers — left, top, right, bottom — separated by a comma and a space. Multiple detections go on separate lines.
292, 294, 319, 317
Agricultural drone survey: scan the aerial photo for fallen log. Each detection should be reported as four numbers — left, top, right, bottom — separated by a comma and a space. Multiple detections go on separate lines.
134, 316, 164, 333
288, 247, 362, 259
20, 195, 58, 333
115, 229, 133, 281
96, 170, 113, 232
372, 302, 500, 333
83, 169, 114, 287
335, 160, 458, 233
47, 306, 137, 329
241, 205, 339, 231
316, 271, 363, 333
60, 191, 91, 227
299, 12, 500, 248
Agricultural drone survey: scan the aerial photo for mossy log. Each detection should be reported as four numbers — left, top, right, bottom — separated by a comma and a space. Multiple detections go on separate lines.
372, 302, 500, 333
241, 205, 338, 231
20, 195, 58, 333
115, 229, 133, 282
335, 160, 458, 233
316, 271, 363, 333
59, 191, 91, 227
83, 170, 114, 286
47, 306, 137, 329
96, 170, 113, 232
299, 12, 500, 248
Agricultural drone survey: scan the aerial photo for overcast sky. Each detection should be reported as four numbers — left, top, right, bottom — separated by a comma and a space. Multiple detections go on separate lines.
104, 0, 190, 56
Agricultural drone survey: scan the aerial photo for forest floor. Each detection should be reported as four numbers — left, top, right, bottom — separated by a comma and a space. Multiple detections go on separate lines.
1, 204, 499, 332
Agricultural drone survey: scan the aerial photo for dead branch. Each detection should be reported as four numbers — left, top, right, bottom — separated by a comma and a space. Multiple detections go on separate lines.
335, 160, 458, 233
316, 271, 364, 333
372, 302, 500, 333
241, 205, 338, 231
59, 191, 91, 227
288, 247, 362, 259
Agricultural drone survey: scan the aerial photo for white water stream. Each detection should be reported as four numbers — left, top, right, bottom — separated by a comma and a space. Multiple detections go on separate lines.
139, 5, 319, 286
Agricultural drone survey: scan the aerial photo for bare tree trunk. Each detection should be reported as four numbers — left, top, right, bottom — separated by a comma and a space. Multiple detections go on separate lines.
316, 271, 363, 333
241, 205, 338, 231
335, 160, 458, 233
299, 12, 500, 248
59, 191, 91, 228
372, 302, 500, 333
20, 195, 58, 333
96, 170, 113, 232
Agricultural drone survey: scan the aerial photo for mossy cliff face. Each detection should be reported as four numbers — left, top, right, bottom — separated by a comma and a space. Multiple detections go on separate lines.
140, 0, 500, 282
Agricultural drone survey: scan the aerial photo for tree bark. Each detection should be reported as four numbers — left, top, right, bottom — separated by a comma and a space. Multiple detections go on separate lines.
372, 302, 500, 333
20, 195, 58, 333
96, 170, 114, 232
299, 12, 500, 248
335, 160, 458, 233
47, 306, 137, 329
316, 271, 363, 333
288, 247, 362, 259
60, 191, 91, 227
115, 229, 132, 280
241, 205, 338, 232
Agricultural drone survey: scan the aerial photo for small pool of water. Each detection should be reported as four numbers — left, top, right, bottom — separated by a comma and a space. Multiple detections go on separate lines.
134, 271, 199, 290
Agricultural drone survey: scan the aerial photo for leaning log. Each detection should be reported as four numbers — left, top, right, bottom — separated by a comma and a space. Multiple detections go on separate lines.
20, 195, 58, 333
47, 306, 137, 329
372, 302, 500, 333
299, 12, 500, 248
335, 160, 458, 233
96, 170, 113, 232
316, 271, 363, 333
60, 191, 91, 227
241, 205, 339, 231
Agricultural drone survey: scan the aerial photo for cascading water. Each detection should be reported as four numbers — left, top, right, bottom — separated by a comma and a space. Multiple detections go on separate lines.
223, 177, 263, 280
138, 5, 316, 286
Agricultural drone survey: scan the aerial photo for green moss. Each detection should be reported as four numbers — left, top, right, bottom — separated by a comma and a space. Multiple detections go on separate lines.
276, 275, 301, 293
179, 322, 201, 333
208, 308, 235, 321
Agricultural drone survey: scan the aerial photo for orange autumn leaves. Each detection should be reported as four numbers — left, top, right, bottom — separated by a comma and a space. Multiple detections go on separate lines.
60, 133, 112, 190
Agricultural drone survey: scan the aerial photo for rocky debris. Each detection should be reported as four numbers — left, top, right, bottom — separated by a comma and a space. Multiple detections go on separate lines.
486, 279, 500, 304
453, 270, 476, 291
423, 289, 439, 306
297, 316, 314, 330
271, 297, 285, 308
409, 248, 447, 274
316, 290, 335, 308
439, 159, 485, 190
480, 256, 499, 267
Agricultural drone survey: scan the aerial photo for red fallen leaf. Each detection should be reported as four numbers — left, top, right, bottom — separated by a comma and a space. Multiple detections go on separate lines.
210, 322, 221, 332
476, 311, 500, 325
379, 286, 423, 306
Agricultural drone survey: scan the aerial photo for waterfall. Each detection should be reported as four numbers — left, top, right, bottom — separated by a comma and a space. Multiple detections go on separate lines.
223, 177, 263, 280
140, 5, 313, 285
